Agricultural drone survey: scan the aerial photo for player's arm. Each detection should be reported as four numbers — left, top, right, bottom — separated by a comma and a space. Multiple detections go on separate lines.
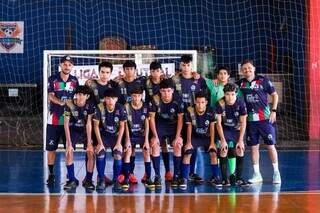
93, 119, 104, 153
124, 122, 131, 151
269, 91, 279, 123
208, 121, 217, 151
116, 121, 125, 147
63, 114, 73, 155
175, 113, 184, 139
149, 112, 159, 146
86, 114, 93, 146
143, 118, 150, 150
216, 114, 227, 150
238, 114, 247, 144
48, 92, 65, 106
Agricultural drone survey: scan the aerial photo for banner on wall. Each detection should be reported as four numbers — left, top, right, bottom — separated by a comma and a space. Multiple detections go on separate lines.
0, 21, 24, 53
62, 63, 175, 85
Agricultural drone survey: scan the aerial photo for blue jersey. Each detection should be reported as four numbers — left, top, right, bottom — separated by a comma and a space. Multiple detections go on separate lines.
150, 95, 184, 136
215, 98, 247, 131
94, 103, 127, 136
185, 107, 215, 138
236, 75, 275, 122
47, 73, 79, 125
118, 76, 146, 104
125, 102, 149, 138
172, 74, 207, 107
145, 78, 160, 104
88, 79, 119, 105
64, 101, 95, 131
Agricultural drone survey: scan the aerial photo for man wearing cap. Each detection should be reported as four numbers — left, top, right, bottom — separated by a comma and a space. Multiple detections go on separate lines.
46, 55, 79, 185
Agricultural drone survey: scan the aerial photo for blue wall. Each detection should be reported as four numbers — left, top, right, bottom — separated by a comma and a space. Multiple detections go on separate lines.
0, 0, 305, 84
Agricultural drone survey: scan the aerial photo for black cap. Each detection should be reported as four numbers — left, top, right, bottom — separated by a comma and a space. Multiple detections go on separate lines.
60, 55, 74, 64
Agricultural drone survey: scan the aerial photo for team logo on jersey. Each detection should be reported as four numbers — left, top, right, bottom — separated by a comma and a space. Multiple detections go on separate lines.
268, 134, 273, 141
141, 115, 146, 120
222, 111, 226, 117
190, 85, 196, 91
143, 107, 148, 114
114, 116, 119, 123
73, 111, 79, 117
83, 110, 87, 117
205, 120, 210, 126
170, 108, 175, 113
234, 111, 239, 117
0, 22, 23, 52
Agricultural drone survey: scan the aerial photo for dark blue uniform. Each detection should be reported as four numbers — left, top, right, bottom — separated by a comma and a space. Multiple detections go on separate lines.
88, 79, 119, 106
118, 76, 146, 104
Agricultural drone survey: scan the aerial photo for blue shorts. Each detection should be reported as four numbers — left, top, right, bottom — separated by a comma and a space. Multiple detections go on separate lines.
130, 136, 145, 147
246, 120, 276, 146
46, 124, 66, 151
158, 134, 175, 147
191, 136, 210, 150
224, 129, 240, 143
70, 128, 87, 150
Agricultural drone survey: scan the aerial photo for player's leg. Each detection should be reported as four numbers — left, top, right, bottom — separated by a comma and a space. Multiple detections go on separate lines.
172, 136, 183, 188
247, 122, 263, 183
111, 138, 124, 190
180, 143, 193, 189
219, 140, 230, 186
151, 137, 162, 187
82, 138, 95, 190
227, 140, 236, 182
161, 137, 173, 181
142, 142, 154, 189
128, 146, 138, 184
95, 135, 107, 191
234, 141, 250, 186
261, 122, 281, 184
46, 124, 63, 185
121, 143, 132, 190
208, 147, 221, 186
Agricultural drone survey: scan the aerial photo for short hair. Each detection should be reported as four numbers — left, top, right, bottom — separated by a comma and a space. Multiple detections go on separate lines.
74, 85, 91, 95
123, 60, 137, 69
195, 91, 208, 100
99, 61, 113, 72
241, 59, 254, 67
103, 87, 118, 98
216, 65, 231, 76
223, 83, 237, 93
130, 86, 144, 95
150, 61, 162, 70
160, 78, 174, 89
180, 55, 192, 63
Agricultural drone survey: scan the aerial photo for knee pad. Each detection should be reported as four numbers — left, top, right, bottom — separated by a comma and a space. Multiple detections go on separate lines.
113, 149, 122, 158
97, 149, 106, 159
184, 148, 194, 155
228, 148, 236, 158
208, 148, 217, 154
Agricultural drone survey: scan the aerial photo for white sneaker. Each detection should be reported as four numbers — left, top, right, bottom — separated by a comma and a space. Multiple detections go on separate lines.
249, 172, 263, 184
273, 171, 281, 184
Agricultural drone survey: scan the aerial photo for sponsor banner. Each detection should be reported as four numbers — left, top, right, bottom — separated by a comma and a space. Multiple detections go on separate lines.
65, 63, 175, 85
0, 21, 24, 53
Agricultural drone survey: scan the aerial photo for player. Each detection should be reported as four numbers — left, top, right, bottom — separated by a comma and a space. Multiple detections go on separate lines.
63, 85, 95, 190
215, 83, 249, 186
123, 86, 155, 189
149, 79, 184, 188
172, 55, 207, 183
236, 59, 281, 184
46, 55, 79, 185
93, 87, 131, 191
184, 91, 220, 187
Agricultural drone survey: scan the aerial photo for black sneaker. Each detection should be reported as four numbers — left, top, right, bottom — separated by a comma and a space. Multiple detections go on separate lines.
63, 179, 79, 190
154, 175, 162, 188
145, 178, 155, 189
222, 179, 231, 187
46, 173, 55, 185
122, 179, 129, 190
171, 176, 179, 187
96, 178, 106, 191
208, 176, 222, 187
178, 177, 187, 189
189, 173, 204, 183
82, 179, 95, 190
229, 174, 236, 186
104, 176, 114, 186
113, 180, 123, 192
236, 178, 250, 187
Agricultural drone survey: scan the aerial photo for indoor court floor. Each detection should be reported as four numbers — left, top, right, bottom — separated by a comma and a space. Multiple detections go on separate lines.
0, 148, 319, 212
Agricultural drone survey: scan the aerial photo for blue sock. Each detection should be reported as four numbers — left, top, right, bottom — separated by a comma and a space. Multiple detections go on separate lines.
152, 156, 161, 176
86, 172, 93, 181
130, 156, 135, 174
181, 163, 190, 179
85, 154, 88, 171
190, 150, 197, 174
173, 156, 182, 177
123, 162, 130, 179
96, 152, 106, 179
145, 161, 151, 179
66, 164, 75, 181
211, 164, 219, 178
113, 159, 122, 181
162, 152, 170, 172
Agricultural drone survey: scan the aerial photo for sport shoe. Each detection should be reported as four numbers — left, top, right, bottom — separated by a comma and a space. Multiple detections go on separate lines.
96, 178, 106, 190
113, 180, 122, 191
154, 175, 162, 188
171, 176, 179, 187
145, 178, 155, 189
122, 179, 130, 190
229, 174, 236, 186
273, 171, 281, 184
129, 173, 138, 184
236, 178, 250, 187
82, 178, 95, 190
117, 174, 125, 184
46, 173, 55, 185
104, 176, 114, 186
249, 172, 263, 184
141, 173, 147, 184
208, 176, 222, 187
178, 177, 187, 189
222, 179, 230, 187
189, 173, 204, 183
165, 171, 173, 181
63, 179, 79, 190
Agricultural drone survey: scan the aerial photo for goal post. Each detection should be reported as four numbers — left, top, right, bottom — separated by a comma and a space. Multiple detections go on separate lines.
43, 50, 198, 150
